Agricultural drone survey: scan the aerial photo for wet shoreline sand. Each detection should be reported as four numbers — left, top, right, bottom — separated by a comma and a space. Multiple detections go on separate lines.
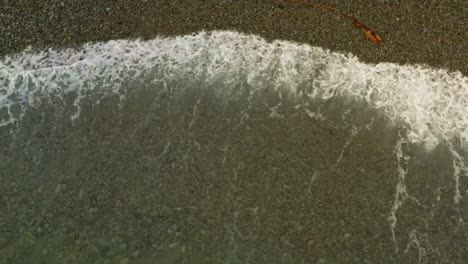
0, 0, 466, 75
0, 1, 467, 263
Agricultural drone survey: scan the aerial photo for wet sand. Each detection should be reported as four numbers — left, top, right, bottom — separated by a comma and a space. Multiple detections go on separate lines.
0, 0, 466, 74
0, 1, 467, 264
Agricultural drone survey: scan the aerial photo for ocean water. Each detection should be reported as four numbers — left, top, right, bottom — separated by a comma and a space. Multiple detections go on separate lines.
0, 31, 467, 263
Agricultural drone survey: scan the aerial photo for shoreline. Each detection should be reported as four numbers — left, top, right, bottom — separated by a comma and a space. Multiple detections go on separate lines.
0, 1, 466, 75
1, 1, 467, 263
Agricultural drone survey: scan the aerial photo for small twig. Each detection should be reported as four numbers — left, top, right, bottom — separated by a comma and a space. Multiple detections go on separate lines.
287, 0, 383, 44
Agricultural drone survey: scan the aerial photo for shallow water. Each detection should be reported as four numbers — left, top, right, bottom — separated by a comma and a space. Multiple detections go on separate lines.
0, 31, 467, 263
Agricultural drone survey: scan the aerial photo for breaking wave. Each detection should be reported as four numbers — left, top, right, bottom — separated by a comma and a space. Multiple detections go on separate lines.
0, 30, 467, 151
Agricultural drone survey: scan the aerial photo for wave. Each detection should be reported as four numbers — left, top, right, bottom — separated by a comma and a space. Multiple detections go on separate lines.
0, 30, 467, 151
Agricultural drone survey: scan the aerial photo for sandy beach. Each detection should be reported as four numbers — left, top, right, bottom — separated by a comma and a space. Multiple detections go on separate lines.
0, 0, 466, 74
0, 1, 467, 264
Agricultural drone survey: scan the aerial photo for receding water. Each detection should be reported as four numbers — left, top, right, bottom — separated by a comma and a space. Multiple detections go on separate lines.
0, 31, 467, 264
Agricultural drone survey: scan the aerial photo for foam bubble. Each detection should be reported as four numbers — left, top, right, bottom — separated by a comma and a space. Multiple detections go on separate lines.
0, 30, 467, 150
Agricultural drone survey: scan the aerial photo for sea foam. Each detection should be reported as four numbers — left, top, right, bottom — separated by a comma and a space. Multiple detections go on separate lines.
0, 30, 467, 151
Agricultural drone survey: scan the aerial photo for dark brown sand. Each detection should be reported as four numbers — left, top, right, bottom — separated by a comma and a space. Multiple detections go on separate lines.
0, 0, 466, 74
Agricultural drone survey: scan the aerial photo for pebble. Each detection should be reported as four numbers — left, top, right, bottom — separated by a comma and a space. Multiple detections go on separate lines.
55, 184, 66, 193
118, 257, 130, 264
0, 236, 7, 249
95, 239, 110, 252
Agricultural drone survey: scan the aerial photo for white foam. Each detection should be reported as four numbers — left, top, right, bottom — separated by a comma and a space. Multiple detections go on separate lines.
0, 30, 467, 150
